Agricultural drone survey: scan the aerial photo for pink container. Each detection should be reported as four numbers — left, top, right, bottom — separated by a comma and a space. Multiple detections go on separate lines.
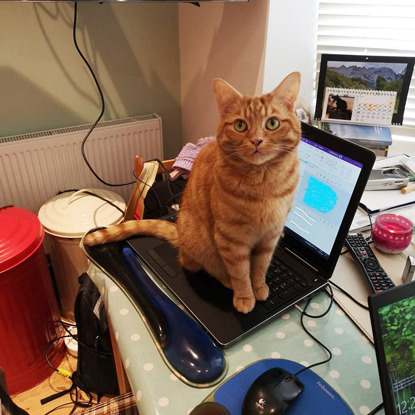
372, 213, 414, 254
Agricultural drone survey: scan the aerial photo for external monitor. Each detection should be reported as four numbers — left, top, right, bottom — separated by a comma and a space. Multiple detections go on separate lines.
315, 54, 415, 126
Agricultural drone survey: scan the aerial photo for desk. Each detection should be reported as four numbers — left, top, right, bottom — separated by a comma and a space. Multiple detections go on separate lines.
89, 258, 385, 415
87, 136, 415, 415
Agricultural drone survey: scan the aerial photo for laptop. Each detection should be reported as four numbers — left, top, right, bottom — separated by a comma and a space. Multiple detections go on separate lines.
128, 122, 375, 347
368, 281, 415, 415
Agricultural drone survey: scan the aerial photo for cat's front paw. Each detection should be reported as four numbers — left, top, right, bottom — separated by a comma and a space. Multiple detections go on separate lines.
233, 295, 256, 314
253, 284, 269, 301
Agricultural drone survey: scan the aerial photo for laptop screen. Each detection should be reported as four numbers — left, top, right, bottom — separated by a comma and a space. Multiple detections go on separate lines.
281, 123, 375, 280
284, 136, 363, 259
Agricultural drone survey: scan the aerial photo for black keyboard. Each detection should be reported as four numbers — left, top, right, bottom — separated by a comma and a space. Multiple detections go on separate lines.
262, 258, 311, 310
159, 212, 310, 309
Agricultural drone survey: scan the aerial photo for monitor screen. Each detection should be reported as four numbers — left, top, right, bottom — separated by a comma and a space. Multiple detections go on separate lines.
315, 54, 415, 126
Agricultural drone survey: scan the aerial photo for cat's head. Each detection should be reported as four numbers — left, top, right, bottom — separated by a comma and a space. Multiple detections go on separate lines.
213, 72, 301, 166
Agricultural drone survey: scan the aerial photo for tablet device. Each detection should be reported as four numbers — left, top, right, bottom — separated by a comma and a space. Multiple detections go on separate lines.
368, 281, 415, 415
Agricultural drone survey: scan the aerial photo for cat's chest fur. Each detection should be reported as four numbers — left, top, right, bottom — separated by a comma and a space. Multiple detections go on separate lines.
208, 149, 299, 239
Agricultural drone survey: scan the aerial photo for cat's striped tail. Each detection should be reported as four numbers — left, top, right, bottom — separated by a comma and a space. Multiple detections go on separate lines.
83, 220, 179, 247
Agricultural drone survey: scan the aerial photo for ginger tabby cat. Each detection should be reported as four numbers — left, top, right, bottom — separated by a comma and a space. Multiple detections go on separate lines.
84, 72, 301, 313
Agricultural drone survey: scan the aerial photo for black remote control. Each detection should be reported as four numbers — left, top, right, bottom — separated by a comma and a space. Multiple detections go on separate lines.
345, 233, 395, 293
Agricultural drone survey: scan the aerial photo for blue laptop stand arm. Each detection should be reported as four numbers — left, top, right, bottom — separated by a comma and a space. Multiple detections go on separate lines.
81, 237, 227, 388
121, 246, 227, 387
82, 240, 168, 347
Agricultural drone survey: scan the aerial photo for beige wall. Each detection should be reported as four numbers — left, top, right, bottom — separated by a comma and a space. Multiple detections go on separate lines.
178, 0, 269, 144
0, 1, 271, 156
0, 2, 182, 158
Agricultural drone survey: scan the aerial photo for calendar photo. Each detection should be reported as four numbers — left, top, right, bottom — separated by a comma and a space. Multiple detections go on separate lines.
315, 54, 415, 125
322, 87, 397, 126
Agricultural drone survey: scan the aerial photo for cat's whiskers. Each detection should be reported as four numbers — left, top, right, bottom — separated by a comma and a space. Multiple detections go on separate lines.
272, 143, 296, 154
221, 149, 244, 162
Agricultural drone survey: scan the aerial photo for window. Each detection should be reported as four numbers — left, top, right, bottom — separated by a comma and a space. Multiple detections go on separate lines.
316, 0, 415, 128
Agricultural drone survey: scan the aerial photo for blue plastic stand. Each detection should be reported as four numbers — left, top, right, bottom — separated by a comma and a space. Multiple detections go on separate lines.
212, 359, 353, 415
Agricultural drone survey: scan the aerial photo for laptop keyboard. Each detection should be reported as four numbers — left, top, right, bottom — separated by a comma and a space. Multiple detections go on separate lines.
262, 258, 311, 311
159, 212, 310, 311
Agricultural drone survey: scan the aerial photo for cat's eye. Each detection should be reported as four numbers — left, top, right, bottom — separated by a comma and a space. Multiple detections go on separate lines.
234, 120, 247, 132
265, 117, 280, 130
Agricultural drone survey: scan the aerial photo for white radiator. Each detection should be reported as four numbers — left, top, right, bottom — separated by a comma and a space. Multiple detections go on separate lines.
0, 114, 163, 214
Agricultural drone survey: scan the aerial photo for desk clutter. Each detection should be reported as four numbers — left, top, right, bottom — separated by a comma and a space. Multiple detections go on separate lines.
77, 121, 382, 414
2, 124, 409, 412
4, 51, 415, 414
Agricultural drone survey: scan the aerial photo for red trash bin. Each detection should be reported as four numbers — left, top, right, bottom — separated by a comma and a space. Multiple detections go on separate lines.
0, 206, 65, 394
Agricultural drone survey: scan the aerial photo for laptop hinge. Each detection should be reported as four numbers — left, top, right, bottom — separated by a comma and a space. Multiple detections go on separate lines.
284, 246, 319, 273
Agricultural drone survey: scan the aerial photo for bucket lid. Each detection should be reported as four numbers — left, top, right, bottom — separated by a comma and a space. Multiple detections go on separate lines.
0, 207, 44, 273
38, 188, 125, 238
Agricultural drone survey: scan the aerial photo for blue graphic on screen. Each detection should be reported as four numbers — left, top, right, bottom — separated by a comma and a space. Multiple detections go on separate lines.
285, 137, 362, 258
304, 177, 338, 213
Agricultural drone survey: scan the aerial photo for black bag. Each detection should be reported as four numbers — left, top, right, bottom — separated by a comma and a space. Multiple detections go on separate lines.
72, 273, 119, 397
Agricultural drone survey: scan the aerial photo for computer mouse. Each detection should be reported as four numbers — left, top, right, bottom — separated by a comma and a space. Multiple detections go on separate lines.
242, 367, 304, 415
189, 402, 231, 415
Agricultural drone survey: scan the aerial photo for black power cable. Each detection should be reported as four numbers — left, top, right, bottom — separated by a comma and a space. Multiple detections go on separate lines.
72, 3, 186, 216
329, 280, 369, 311
367, 402, 384, 415
294, 287, 383, 415
293, 286, 334, 378
42, 333, 94, 414
72, 2, 135, 188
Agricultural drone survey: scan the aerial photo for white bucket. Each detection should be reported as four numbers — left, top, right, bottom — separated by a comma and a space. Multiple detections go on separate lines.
38, 188, 125, 320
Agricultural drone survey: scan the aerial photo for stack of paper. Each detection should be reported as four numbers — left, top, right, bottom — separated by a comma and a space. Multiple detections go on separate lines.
321, 122, 392, 157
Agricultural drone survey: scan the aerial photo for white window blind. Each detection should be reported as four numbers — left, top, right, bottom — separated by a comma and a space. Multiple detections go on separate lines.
316, 0, 415, 127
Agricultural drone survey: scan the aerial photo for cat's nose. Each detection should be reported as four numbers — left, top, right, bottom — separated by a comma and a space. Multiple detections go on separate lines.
250, 137, 263, 147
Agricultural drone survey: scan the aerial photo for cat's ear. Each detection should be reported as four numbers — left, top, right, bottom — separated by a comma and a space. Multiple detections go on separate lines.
271, 72, 301, 111
213, 79, 243, 115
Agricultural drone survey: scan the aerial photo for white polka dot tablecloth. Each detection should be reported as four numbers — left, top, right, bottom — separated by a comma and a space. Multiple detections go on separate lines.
88, 264, 384, 415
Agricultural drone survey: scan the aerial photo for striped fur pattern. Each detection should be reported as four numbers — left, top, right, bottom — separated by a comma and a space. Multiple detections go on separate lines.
84, 72, 301, 313
84, 220, 178, 247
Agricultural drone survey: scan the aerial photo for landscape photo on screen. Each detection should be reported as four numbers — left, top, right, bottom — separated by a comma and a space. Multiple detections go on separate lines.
322, 60, 408, 125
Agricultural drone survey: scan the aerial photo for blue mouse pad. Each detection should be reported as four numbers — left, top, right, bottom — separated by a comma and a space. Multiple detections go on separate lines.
211, 359, 353, 415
